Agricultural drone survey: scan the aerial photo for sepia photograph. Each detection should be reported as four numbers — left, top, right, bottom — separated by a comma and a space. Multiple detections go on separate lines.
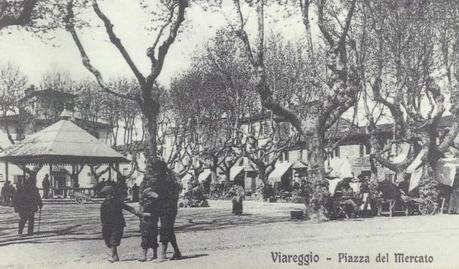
0, 0, 458, 268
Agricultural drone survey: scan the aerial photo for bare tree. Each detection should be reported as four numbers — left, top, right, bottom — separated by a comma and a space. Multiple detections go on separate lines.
64, 0, 192, 177
236, 119, 296, 185
230, 0, 361, 180
363, 0, 459, 175
0, 62, 28, 145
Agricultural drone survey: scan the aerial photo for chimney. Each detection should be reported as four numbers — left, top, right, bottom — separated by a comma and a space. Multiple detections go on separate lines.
24, 85, 35, 97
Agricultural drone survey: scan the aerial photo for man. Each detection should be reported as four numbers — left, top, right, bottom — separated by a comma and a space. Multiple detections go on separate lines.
42, 174, 51, 199
131, 183, 140, 202
13, 180, 43, 235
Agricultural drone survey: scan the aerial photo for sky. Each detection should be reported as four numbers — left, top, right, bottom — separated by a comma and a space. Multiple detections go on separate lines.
0, 0, 309, 145
0, 0, 448, 138
0, 0, 306, 87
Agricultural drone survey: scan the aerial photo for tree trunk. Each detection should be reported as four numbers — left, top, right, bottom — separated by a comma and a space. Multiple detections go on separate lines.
210, 164, 218, 184
310, 127, 326, 182
142, 113, 158, 173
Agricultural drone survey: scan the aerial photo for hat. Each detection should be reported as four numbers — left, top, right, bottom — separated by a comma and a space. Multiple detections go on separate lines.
100, 186, 115, 195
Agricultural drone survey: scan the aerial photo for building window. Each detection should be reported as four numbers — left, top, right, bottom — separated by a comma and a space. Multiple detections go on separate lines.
279, 151, 289, 162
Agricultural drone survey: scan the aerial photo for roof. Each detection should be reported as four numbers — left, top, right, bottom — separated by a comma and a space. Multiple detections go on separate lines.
0, 119, 128, 165
230, 166, 245, 181
19, 89, 75, 102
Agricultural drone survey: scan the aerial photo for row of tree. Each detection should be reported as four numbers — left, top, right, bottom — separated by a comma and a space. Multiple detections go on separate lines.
0, 0, 458, 187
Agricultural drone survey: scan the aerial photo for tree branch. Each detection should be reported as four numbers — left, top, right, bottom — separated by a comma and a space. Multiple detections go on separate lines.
91, 0, 145, 86
64, 0, 139, 102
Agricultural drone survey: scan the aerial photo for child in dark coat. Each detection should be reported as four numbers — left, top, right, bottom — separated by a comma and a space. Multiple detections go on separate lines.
100, 185, 142, 262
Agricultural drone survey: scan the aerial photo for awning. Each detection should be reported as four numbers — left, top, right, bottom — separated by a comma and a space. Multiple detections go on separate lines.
181, 173, 193, 184
435, 158, 459, 187
198, 169, 212, 183
328, 178, 342, 195
391, 144, 411, 164
268, 162, 293, 183
409, 168, 423, 192
230, 166, 245, 181
325, 157, 353, 178
407, 148, 427, 172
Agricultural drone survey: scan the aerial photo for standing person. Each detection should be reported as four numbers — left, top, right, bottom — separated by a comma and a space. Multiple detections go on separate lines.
13, 180, 43, 236
9, 185, 16, 207
160, 165, 182, 260
99, 185, 142, 262
42, 174, 51, 199
138, 184, 159, 262
131, 183, 140, 202
138, 169, 164, 262
1, 181, 9, 205
231, 185, 244, 216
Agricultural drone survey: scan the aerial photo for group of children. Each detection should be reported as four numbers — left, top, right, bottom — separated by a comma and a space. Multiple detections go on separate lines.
100, 160, 182, 263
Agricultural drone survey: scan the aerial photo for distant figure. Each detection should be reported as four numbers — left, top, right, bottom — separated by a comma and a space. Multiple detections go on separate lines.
42, 174, 51, 199
131, 183, 140, 202
13, 180, 43, 235
95, 179, 105, 198
1, 181, 11, 205
231, 185, 244, 216
99, 185, 142, 262
115, 180, 128, 200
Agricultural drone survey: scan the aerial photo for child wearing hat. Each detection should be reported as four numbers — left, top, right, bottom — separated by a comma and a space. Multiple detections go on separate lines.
100, 185, 143, 262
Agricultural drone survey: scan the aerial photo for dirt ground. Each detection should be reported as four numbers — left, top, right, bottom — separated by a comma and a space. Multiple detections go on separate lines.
1, 200, 458, 269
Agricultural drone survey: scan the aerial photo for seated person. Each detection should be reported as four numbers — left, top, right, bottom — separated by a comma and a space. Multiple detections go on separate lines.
311, 180, 334, 219
377, 180, 401, 200
334, 178, 359, 217
359, 177, 372, 211
376, 180, 409, 213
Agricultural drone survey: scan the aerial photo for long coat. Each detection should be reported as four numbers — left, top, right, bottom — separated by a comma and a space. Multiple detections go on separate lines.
14, 185, 42, 214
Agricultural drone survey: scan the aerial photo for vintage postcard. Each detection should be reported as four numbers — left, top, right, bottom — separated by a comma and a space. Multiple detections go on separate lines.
0, 0, 458, 268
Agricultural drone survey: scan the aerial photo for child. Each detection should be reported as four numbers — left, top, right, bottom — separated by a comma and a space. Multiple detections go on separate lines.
138, 186, 159, 262
100, 185, 142, 262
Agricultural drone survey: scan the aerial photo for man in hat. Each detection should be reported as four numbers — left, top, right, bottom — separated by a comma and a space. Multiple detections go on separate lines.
13, 180, 42, 235
42, 174, 51, 199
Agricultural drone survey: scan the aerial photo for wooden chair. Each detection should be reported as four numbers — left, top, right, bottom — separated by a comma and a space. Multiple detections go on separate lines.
377, 199, 408, 217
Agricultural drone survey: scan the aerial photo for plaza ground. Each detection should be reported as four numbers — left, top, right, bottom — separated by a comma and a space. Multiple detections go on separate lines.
0, 200, 458, 269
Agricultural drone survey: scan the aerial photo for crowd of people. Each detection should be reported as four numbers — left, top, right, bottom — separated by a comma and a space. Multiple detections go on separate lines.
4, 163, 456, 263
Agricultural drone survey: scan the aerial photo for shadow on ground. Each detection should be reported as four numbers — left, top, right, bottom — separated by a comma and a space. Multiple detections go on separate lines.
0, 202, 298, 247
